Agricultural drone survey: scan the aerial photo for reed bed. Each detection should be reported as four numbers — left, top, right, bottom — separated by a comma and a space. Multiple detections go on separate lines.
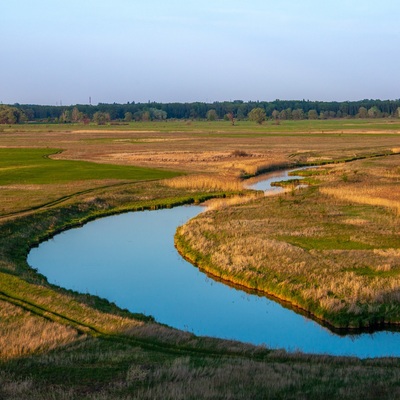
205, 193, 263, 210
234, 161, 288, 177
321, 185, 400, 215
320, 154, 400, 215
164, 174, 244, 191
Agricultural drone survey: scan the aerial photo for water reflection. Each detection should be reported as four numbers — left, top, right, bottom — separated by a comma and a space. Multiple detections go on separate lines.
27, 169, 400, 358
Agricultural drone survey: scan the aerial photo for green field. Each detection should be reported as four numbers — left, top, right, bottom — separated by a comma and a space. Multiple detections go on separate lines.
0, 148, 179, 185
2, 118, 400, 134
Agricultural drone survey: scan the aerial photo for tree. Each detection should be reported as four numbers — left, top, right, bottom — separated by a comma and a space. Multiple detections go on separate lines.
206, 109, 218, 121
124, 112, 133, 122
189, 109, 198, 120
141, 111, 150, 122
292, 108, 305, 120
357, 107, 368, 118
368, 106, 381, 118
0, 105, 26, 124
225, 112, 235, 125
150, 108, 167, 120
236, 108, 246, 121
271, 110, 280, 120
60, 109, 71, 123
71, 107, 83, 123
248, 107, 266, 124
93, 111, 110, 125
133, 111, 143, 121
308, 110, 318, 120
280, 108, 292, 120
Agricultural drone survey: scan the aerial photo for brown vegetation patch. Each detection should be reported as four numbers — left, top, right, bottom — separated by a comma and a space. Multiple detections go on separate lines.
0, 300, 81, 360
164, 174, 244, 191
103, 150, 279, 177
321, 185, 400, 215
320, 156, 400, 215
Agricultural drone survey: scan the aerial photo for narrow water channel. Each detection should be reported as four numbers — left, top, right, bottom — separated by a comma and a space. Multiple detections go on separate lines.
28, 169, 400, 358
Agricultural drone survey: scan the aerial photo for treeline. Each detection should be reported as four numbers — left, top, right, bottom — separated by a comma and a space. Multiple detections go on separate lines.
3, 99, 400, 124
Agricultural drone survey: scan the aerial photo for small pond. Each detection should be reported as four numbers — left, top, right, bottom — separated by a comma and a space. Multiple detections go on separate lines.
28, 169, 400, 358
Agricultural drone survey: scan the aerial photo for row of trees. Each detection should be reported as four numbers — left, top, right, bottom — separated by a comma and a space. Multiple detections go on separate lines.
0, 105, 27, 124
3, 99, 400, 124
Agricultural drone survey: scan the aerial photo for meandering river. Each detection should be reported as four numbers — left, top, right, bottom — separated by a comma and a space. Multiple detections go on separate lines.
28, 169, 400, 358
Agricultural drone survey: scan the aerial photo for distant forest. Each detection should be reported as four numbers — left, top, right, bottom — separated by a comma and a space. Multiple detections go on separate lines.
2, 99, 400, 124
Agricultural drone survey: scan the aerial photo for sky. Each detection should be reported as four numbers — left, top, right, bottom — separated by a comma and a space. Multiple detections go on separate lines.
1, 0, 399, 105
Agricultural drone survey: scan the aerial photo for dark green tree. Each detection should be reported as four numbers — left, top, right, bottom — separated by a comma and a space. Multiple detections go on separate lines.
0, 105, 26, 124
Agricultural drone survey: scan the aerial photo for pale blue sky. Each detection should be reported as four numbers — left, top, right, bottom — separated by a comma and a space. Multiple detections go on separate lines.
1, 0, 399, 105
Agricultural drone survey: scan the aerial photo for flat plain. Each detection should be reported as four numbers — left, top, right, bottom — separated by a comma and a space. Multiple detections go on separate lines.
1, 119, 400, 399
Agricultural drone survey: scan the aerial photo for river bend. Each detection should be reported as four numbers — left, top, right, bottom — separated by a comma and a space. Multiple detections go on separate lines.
28, 169, 400, 358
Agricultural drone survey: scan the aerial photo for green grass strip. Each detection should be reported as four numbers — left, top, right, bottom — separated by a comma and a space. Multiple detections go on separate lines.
0, 148, 179, 185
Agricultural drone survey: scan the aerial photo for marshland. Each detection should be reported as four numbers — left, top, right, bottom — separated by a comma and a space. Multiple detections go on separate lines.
1, 118, 400, 398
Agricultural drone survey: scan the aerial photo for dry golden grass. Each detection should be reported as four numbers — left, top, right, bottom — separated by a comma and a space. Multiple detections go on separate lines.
176, 156, 400, 328
204, 193, 263, 210
0, 300, 81, 360
0, 272, 143, 336
321, 155, 400, 215
321, 185, 400, 215
103, 150, 284, 177
164, 174, 244, 191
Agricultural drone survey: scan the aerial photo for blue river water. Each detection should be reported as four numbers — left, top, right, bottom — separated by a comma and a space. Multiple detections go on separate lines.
27, 170, 400, 358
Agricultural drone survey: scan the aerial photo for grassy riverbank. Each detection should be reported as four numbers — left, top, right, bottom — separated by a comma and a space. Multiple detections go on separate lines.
1, 120, 400, 398
176, 154, 400, 329
2, 193, 400, 399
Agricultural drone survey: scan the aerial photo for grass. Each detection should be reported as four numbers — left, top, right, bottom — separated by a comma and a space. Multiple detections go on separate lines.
164, 174, 244, 191
2, 120, 400, 397
0, 148, 178, 185
4, 118, 400, 134
176, 155, 400, 329
0, 299, 80, 360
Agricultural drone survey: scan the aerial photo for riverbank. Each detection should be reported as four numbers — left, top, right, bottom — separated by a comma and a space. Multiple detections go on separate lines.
175, 155, 400, 330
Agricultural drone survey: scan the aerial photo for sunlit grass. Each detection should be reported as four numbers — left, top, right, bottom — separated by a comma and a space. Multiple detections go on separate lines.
164, 174, 244, 191
0, 148, 179, 185
4, 119, 400, 134
176, 156, 400, 328
0, 299, 81, 360
2, 121, 400, 398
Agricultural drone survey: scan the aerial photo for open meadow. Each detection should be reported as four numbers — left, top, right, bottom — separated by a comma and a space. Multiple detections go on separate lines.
1, 119, 400, 398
